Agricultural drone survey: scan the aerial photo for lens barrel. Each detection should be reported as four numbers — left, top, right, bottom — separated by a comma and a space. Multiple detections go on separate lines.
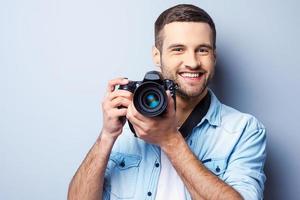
133, 82, 168, 117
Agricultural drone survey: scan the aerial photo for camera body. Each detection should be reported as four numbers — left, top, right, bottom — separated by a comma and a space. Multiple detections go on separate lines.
119, 71, 177, 117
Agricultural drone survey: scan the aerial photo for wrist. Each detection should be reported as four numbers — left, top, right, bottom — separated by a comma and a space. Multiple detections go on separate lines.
161, 131, 195, 166
98, 130, 119, 144
95, 130, 118, 161
160, 130, 183, 152
96, 130, 119, 154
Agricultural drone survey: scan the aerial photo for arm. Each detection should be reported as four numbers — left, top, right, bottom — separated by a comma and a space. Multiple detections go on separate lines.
222, 127, 266, 199
126, 92, 242, 200
68, 78, 132, 200
67, 132, 116, 200
161, 132, 243, 200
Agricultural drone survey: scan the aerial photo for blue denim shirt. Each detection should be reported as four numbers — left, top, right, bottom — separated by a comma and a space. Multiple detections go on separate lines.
103, 89, 266, 200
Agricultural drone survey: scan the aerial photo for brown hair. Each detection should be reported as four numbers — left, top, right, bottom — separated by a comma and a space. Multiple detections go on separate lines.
154, 4, 216, 51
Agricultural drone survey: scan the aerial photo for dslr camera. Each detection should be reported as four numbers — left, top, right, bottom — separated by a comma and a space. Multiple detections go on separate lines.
119, 71, 177, 117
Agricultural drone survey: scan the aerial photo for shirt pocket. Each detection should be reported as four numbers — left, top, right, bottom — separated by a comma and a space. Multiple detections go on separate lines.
202, 158, 227, 178
106, 152, 141, 199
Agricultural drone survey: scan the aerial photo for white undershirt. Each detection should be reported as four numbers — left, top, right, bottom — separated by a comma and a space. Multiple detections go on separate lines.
155, 151, 186, 200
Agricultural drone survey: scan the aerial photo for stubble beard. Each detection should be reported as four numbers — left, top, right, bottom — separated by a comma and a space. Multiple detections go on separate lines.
161, 67, 212, 99
176, 74, 210, 99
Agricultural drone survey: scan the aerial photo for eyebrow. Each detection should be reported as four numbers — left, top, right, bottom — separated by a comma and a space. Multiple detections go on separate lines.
198, 44, 213, 50
166, 44, 185, 50
167, 43, 213, 50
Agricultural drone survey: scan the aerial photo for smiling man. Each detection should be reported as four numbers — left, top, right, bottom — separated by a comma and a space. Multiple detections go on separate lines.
68, 4, 266, 200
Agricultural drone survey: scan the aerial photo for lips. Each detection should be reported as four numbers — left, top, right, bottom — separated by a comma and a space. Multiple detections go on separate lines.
178, 71, 205, 80
179, 72, 201, 78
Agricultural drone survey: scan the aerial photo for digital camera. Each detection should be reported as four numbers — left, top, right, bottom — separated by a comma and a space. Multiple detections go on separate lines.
119, 71, 177, 117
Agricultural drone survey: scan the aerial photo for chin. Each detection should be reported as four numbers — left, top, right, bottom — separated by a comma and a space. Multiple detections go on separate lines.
177, 87, 207, 99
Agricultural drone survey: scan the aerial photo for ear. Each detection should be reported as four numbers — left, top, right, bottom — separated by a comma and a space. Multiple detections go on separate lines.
152, 46, 161, 68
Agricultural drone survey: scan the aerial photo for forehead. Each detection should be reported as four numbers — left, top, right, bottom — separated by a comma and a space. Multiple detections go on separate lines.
161, 22, 213, 48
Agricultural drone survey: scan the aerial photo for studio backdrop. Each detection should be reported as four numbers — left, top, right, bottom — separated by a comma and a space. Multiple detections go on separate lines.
0, 0, 299, 199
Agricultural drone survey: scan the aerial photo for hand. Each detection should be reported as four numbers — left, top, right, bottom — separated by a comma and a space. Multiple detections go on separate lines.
126, 91, 179, 146
101, 78, 132, 139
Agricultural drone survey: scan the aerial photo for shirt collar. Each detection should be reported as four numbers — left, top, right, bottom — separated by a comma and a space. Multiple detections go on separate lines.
178, 88, 222, 138
202, 88, 222, 127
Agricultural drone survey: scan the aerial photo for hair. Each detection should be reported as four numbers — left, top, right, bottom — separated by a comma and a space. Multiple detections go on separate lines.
154, 4, 216, 51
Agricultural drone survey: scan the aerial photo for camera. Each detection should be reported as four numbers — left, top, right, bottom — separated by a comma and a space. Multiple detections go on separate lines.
118, 71, 177, 117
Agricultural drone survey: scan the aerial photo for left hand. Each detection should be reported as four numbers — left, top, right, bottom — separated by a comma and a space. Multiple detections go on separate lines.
126, 91, 179, 146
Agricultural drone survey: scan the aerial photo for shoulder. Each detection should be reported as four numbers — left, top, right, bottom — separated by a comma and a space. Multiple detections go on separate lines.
208, 89, 265, 135
215, 102, 267, 153
220, 103, 265, 134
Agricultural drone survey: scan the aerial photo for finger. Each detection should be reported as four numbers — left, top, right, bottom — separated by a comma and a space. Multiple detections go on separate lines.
104, 107, 127, 118
128, 102, 145, 122
106, 77, 129, 93
112, 108, 127, 117
108, 89, 133, 101
127, 117, 145, 136
102, 96, 129, 112
127, 103, 147, 127
110, 97, 132, 108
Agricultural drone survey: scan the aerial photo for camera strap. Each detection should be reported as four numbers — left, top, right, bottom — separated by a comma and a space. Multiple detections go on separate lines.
178, 92, 211, 138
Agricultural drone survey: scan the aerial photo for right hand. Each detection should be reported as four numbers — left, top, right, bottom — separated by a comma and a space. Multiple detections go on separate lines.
101, 78, 132, 139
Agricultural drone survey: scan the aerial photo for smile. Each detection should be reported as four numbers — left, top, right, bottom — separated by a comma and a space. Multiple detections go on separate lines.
179, 72, 205, 78
180, 72, 200, 78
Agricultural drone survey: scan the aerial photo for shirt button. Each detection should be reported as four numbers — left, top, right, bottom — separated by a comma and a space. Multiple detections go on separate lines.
155, 163, 160, 167
119, 161, 125, 168
216, 166, 220, 173
147, 191, 152, 196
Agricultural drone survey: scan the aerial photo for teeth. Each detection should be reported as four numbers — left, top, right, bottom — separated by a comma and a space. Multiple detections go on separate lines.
181, 72, 200, 78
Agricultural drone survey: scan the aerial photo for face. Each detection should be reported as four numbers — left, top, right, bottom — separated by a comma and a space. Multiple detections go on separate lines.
153, 22, 216, 99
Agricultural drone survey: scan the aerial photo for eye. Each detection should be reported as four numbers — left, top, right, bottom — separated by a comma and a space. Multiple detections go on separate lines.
197, 47, 210, 55
172, 47, 184, 52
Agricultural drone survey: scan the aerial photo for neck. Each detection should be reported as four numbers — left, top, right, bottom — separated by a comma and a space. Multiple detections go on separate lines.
175, 88, 208, 127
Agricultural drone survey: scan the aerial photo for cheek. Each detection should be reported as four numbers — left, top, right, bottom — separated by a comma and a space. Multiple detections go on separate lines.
202, 58, 215, 72
161, 56, 182, 71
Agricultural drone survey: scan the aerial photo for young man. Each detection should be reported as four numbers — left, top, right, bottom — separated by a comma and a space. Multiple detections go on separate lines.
68, 4, 266, 200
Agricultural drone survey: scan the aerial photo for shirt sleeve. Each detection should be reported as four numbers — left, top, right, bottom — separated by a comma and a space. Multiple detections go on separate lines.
102, 173, 111, 200
102, 157, 113, 200
222, 120, 267, 200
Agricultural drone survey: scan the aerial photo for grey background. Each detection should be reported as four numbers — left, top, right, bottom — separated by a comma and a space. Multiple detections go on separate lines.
1, 0, 299, 199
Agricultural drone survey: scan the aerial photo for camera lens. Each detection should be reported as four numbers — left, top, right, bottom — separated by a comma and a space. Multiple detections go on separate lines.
143, 92, 160, 109
133, 82, 168, 117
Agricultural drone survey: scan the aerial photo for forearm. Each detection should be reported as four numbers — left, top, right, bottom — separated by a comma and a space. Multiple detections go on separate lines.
68, 131, 116, 200
161, 133, 243, 200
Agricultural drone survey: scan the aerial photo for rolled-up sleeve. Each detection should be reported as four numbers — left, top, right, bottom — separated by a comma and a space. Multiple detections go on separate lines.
223, 126, 267, 200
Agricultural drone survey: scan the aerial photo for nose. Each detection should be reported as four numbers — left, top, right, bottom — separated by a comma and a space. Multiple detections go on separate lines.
183, 51, 199, 69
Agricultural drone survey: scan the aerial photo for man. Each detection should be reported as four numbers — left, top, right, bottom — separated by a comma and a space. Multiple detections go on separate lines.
68, 4, 266, 200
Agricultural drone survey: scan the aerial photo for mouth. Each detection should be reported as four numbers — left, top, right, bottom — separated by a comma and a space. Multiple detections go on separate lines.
178, 72, 205, 80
